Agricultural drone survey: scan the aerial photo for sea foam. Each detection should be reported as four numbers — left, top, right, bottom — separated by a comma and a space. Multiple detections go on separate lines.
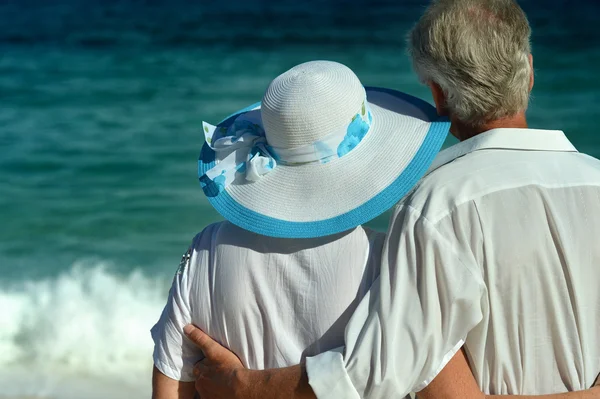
0, 261, 172, 398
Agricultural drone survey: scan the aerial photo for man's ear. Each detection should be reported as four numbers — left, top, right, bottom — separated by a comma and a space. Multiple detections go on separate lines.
529, 54, 534, 91
427, 81, 449, 116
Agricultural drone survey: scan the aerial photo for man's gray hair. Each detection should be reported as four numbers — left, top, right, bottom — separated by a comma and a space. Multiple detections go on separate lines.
409, 0, 532, 127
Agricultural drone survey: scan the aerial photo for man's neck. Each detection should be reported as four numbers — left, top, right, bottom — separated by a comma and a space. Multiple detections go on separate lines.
451, 112, 528, 142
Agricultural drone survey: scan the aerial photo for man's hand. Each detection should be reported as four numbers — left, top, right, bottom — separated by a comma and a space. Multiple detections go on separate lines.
183, 324, 315, 399
183, 324, 247, 398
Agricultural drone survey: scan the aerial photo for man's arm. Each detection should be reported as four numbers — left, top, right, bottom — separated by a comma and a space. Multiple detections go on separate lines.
186, 325, 600, 399
418, 349, 600, 399
185, 324, 313, 399
152, 366, 196, 399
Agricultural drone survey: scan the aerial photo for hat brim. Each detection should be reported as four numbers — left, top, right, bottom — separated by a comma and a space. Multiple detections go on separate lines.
198, 87, 449, 238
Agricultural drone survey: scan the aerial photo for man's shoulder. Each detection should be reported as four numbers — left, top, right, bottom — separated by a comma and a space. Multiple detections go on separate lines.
396, 153, 481, 221
400, 149, 600, 223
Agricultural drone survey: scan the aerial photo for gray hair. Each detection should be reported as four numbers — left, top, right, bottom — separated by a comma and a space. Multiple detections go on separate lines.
408, 0, 532, 127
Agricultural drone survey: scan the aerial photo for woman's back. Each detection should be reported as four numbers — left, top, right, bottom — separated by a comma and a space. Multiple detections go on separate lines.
151, 61, 449, 391
151, 221, 384, 379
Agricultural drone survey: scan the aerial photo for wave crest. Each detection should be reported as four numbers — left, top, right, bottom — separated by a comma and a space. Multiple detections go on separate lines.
0, 261, 171, 377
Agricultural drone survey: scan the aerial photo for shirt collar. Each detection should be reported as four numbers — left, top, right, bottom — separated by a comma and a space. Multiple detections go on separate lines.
427, 128, 578, 175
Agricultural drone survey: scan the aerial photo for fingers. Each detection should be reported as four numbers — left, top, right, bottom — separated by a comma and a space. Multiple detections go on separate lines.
193, 360, 208, 377
184, 324, 221, 359
184, 324, 245, 370
193, 361, 216, 398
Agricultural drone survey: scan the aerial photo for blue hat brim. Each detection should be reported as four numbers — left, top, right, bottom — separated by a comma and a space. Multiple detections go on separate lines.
198, 87, 449, 238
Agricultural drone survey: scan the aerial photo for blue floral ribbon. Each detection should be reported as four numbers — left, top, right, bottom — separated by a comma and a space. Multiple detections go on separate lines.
201, 111, 275, 194
269, 102, 373, 165
200, 99, 373, 195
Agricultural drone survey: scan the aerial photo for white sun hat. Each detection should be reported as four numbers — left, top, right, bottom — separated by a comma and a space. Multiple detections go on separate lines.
198, 60, 449, 238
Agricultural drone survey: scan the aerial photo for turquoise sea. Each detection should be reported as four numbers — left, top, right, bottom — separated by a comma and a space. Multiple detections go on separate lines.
0, 1, 599, 397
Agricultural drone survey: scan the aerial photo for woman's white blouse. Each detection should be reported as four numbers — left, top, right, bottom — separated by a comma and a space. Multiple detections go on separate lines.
151, 222, 384, 381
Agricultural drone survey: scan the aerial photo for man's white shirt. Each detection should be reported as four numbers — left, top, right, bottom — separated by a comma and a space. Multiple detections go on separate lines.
306, 128, 600, 397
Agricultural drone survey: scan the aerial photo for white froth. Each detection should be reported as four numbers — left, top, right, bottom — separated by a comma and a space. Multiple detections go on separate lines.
0, 261, 171, 398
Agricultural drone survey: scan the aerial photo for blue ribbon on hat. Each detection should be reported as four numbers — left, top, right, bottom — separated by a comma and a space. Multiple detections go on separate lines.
200, 100, 373, 195
201, 115, 275, 195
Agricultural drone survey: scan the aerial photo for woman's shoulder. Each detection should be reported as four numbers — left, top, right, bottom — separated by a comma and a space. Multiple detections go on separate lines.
187, 221, 268, 261
190, 221, 227, 250
189, 221, 384, 258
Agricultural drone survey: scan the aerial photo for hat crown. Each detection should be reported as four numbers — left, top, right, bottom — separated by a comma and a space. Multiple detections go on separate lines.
261, 61, 366, 149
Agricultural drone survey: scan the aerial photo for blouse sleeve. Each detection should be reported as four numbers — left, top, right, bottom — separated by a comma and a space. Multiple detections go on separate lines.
150, 229, 213, 381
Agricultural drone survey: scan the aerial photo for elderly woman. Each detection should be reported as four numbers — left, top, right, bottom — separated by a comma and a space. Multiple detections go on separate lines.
151, 60, 450, 398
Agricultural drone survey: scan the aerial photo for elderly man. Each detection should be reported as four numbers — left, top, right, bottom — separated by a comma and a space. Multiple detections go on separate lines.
183, 0, 600, 397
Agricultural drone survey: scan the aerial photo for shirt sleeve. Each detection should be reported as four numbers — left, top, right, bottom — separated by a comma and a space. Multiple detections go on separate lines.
150, 233, 208, 382
306, 205, 486, 398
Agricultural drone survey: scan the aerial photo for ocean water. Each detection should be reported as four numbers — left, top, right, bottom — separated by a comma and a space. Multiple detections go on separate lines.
0, 0, 599, 397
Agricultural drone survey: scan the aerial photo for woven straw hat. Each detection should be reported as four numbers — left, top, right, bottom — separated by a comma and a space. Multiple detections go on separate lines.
198, 60, 449, 238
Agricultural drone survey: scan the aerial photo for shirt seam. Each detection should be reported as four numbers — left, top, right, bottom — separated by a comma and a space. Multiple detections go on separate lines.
402, 204, 483, 286
402, 204, 485, 390
471, 199, 486, 280
419, 181, 600, 226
